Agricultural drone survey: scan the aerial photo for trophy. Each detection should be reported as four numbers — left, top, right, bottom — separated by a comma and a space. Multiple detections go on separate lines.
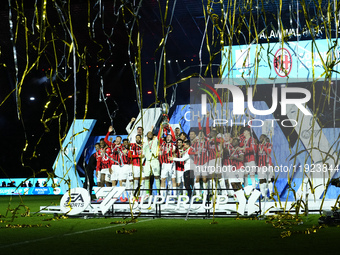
161, 103, 170, 129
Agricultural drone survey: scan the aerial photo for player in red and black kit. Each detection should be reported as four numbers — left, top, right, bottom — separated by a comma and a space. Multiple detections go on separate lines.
241, 127, 258, 188
173, 139, 185, 196
222, 132, 234, 197
258, 135, 274, 201
114, 139, 132, 188
195, 119, 210, 199
130, 134, 144, 197
108, 138, 134, 201
188, 129, 205, 199
228, 138, 244, 196
159, 134, 176, 197
200, 112, 226, 195
104, 126, 122, 188
96, 138, 112, 187
231, 128, 244, 146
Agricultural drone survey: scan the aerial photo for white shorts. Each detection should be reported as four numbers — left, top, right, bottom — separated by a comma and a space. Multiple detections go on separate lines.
257, 166, 274, 180
172, 170, 184, 184
144, 160, 160, 177
194, 164, 209, 177
131, 165, 142, 178
118, 165, 133, 181
244, 161, 257, 175
110, 165, 119, 181
98, 168, 110, 182
101, 168, 110, 174
229, 169, 244, 183
161, 163, 174, 179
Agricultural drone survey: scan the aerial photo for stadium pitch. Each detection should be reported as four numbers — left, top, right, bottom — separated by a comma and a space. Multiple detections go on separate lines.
0, 195, 339, 254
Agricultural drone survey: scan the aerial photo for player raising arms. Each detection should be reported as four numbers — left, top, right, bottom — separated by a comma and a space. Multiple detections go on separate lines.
126, 117, 144, 143
159, 134, 176, 197
96, 138, 112, 188
104, 126, 122, 188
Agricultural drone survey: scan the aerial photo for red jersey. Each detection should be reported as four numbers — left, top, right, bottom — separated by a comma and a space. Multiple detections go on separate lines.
208, 137, 223, 161
239, 134, 245, 142
195, 139, 209, 165
230, 147, 244, 170
104, 132, 122, 165
175, 147, 185, 171
258, 142, 272, 166
111, 144, 124, 165
130, 143, 144, 166
189, 140, 199, 165
200, 117, 223, 161
243, 137, 257, 163
119, 146, 131, 165
238, 134, 245, 147
223, 142, 233, 166
159, 141, 176, 164
208, 139, 216, 160
96, 147, 112, 172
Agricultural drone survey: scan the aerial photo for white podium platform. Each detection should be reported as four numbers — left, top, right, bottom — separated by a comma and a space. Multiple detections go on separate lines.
39, 197, 336, 218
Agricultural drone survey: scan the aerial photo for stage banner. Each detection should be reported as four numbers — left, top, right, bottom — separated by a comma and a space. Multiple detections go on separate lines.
53, 119, 97, 193
0, 187, 63, 196
0, 177, 85, 196
222, 39, 340, 82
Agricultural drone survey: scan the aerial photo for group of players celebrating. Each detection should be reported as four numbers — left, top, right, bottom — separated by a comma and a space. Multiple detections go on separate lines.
91, 113, 275, 202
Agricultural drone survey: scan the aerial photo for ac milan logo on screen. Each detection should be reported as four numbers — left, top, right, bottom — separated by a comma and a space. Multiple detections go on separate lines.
274, 48, 292, 77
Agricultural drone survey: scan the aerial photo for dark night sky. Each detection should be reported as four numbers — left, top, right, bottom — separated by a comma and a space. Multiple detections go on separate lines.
0, 0, 219, 178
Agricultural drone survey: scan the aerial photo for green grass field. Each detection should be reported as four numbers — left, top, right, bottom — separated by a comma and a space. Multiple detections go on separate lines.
0, 195, 339, 254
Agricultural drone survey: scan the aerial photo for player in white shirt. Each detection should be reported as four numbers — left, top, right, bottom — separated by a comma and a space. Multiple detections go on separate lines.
126, 117, 144, 143
142, 131, 160, 198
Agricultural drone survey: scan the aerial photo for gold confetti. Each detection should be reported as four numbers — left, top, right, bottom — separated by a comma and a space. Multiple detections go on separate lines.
116, 228, 137, 235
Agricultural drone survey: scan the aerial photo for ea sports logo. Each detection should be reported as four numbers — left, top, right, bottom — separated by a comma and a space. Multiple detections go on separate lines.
274, 48, 292, 77
60, 188, 91, 215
